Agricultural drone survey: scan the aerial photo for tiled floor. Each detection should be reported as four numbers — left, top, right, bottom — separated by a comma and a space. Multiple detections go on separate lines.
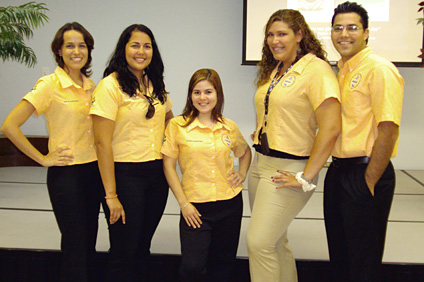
1, 166, 423, 264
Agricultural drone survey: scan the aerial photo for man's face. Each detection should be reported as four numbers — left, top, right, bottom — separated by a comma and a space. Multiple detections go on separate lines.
331, 12, 369, 62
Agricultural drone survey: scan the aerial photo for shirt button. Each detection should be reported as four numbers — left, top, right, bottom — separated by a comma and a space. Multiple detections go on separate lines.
212, 170, 215, 173
90, 145, 93, 148
87, 130, 91, 133
87, 116, 90, 119
86, 103, 89, 106
211, 156, 215, 159
212, 183, 215, 186
211, 143, 214, 145
150, 129, 153, 132
151, 144, 154, 147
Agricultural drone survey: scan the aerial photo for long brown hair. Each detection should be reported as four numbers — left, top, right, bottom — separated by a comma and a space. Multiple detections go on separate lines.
256, 9, 328, 86
181, 69, 224, 127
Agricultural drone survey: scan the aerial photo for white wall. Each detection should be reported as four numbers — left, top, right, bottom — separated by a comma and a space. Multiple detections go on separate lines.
1, 0, 423, 169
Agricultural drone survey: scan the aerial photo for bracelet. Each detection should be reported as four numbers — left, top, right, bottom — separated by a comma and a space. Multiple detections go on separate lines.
295, 171, 316, 192
105, 194, 118, 199
181, 203, 189, 210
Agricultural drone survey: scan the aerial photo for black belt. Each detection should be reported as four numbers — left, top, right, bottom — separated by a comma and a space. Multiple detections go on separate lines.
332, 156, 370, 167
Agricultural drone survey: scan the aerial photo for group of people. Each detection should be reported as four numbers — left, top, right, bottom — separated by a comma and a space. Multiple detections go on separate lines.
1, 1, 404, 282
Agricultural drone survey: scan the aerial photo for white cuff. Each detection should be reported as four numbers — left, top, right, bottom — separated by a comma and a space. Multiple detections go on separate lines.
295, 171, 317, 192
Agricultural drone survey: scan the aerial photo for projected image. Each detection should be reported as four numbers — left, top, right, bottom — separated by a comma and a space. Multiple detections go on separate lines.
244, 0, 422, 65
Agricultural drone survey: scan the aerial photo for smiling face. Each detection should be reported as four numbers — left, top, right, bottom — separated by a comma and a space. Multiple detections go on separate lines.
331, 12, 369, 63
191, 80, 217, 118
59, 30, 88, 76
125, 30, 153, 79
266, 20, 303, 64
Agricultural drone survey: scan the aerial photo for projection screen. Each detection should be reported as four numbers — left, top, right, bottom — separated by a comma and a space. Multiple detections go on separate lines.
243, 0, 424, 66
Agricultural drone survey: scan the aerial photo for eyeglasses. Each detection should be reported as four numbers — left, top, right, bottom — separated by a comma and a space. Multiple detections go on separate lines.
332, 25, 363, 33
145, 95, 156, 119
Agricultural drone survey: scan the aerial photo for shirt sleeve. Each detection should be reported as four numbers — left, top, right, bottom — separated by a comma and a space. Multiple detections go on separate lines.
230, 122, 249, 158
161, 118, 180, 159
22, 78, 54, 116
89, 78, 121, 121
369, 65, 404, 126
306, 60, 340, 110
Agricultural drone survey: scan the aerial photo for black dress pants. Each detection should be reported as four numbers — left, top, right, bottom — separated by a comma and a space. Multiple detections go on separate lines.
102, 160, 169, 282
47, 161, 103, 282
179, 192, 243, 282
324, 161, 395, 282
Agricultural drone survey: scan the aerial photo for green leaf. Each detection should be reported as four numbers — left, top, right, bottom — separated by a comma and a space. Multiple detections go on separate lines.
0, 2, 49, 67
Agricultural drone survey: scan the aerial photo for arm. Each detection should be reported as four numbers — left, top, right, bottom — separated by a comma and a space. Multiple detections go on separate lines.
1, 100, 74, 167
163, 155, 202, 228
227, 146, 252, 187
365, 121, 399, 195
274, 97, 341, 189
92, 114, 125, 224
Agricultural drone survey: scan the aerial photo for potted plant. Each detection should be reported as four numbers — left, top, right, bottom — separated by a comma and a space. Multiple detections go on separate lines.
0, 1, 49, 68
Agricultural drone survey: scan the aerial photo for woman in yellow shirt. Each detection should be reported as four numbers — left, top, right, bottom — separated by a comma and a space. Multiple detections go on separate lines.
246, 10, 341, 282
162, 69, 251, 282
90, 24, 173, 282
1, 23, 102, 282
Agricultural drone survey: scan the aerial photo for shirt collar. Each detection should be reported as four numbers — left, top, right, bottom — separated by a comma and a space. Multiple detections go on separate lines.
337, 46, 372, 71
186, 117, 229, 132
54, 66, 92, 91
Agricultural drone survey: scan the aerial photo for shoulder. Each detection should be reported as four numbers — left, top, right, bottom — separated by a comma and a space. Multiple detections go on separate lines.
95, 73, 122, 93
170, 115, 187, 127
297, 54, 334, 77
362, 54, 402, 80
308, 55, 333, 71
221, 117, 239, 130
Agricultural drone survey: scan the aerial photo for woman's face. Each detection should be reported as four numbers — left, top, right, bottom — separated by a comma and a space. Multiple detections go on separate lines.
125, 30, 153, 78
59, 30, 88, 75
266, 21, 302, 63
191, 80, 217, 117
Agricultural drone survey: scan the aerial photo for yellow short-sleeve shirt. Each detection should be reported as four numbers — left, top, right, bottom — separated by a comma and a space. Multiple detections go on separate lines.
161, 116, 249, 203
89, 72, 172, 162
332, 47, 404, 158
253, 53, 340, 156
23, 66, 97, 165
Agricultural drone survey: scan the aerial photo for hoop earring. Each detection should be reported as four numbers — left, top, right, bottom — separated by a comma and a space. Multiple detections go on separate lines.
297, 48, 303, 55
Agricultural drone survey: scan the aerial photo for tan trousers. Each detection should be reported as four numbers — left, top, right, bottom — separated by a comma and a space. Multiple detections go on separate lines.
247, 152, 315, 282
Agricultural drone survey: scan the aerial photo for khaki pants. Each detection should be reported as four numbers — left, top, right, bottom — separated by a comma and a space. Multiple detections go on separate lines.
247, 152, 315, 282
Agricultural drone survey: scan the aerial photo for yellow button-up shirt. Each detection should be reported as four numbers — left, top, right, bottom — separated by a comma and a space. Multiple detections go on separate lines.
89, 72, 172, 162
23, 66, 97, 165
332, 47, 404, 158
161, 116, 249, 203
253, 53, 340, 156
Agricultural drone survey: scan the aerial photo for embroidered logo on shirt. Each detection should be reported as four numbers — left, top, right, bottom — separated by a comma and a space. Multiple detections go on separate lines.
221, 134, 231, 147
281, 75, 296, 87
350, 74, 362, 89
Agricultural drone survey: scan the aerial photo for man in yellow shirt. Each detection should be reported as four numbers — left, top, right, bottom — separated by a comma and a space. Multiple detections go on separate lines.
324, 2, 404, 282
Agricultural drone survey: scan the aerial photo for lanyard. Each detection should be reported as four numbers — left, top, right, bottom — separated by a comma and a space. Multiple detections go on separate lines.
263, 63, 293, 128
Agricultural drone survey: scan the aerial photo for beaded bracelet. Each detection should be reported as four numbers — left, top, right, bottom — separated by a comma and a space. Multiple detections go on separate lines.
105, 194, 118, 199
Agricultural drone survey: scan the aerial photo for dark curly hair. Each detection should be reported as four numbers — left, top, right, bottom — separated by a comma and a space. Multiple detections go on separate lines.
181, 69, 224, 127
104, 24, 167, 103
51, 22, 94, 77
256, 9, 328, 86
